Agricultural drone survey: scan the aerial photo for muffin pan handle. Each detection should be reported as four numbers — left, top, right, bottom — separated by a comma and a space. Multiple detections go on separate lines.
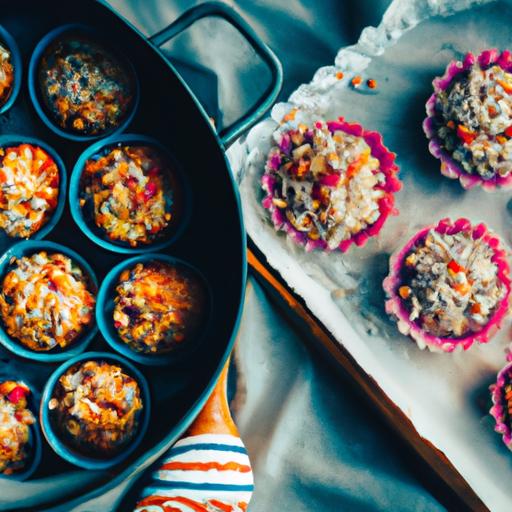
149, 1, 283, 148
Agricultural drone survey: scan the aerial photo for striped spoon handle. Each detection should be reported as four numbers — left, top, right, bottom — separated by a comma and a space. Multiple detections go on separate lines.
134, 359, 254, 512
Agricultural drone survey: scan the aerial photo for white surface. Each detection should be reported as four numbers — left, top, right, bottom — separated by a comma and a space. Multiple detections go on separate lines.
230, 1, 512, 510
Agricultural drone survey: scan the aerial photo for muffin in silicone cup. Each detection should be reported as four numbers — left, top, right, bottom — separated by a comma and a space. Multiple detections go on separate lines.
383, 218, 511, 353
261, 112, 401, 252
424, 49, 512, 190
490, 356, 512, 450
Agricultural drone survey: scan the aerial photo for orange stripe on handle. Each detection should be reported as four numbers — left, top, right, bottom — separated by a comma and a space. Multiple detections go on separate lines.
160, 461, 252, 473
208, 500, 234, 511
186, 358, 238, 437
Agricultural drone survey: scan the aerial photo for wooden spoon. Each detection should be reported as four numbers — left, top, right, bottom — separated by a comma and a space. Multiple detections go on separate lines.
134, 359, 254, 512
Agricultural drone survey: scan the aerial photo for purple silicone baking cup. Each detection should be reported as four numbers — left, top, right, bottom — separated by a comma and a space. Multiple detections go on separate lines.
490, 360, 512, 450
423, 49, 512, 191
261, 117, 402, 252
383, 217, 512, 353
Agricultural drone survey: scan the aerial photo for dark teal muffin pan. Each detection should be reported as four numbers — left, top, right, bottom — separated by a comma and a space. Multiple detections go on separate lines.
0, 0, 281, 510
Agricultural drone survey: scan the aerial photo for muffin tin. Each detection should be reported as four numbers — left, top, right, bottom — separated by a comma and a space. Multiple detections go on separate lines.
0, 0, 282, 508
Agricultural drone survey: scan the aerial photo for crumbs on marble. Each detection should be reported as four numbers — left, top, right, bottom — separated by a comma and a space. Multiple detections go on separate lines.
334, 69, 378, 94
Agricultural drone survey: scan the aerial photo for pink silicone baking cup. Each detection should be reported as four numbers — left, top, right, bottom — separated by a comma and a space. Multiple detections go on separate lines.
423, 49, 512, 191
383, 217, 512, 353
261, 117, 402, 252
490, 359, 512, 450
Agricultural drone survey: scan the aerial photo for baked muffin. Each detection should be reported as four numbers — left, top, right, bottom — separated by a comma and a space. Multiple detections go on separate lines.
113, 260, 207, 354
38, 34, 135, 136
383, 218, 511, 352
262, 113, 401, 252
48, 360, 143, 456
0, 144, 60, 238
80, 145, 183, 248
424, 49, 512, 190
0, 42, 14, 109
0, 251, 96, 351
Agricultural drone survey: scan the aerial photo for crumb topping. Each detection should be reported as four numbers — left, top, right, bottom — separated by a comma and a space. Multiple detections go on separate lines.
49, 360, 143, 456
264, 121, 385, 249
435, 63, 512, 179
398, 229, 505, 337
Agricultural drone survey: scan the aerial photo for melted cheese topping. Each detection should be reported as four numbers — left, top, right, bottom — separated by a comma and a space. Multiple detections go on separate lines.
0, 144, 59, 238
0, 251, 95, 351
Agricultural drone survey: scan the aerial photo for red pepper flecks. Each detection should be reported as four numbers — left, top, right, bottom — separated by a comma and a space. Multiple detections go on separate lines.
7, 386, 28, 405
456, 124, 477, 145
447, 259, 465, 274
351, 75, 363, 87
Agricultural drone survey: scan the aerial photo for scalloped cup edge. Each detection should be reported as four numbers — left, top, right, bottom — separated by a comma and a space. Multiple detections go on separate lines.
383, 218, 512, 353
261, 116, 401, 253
